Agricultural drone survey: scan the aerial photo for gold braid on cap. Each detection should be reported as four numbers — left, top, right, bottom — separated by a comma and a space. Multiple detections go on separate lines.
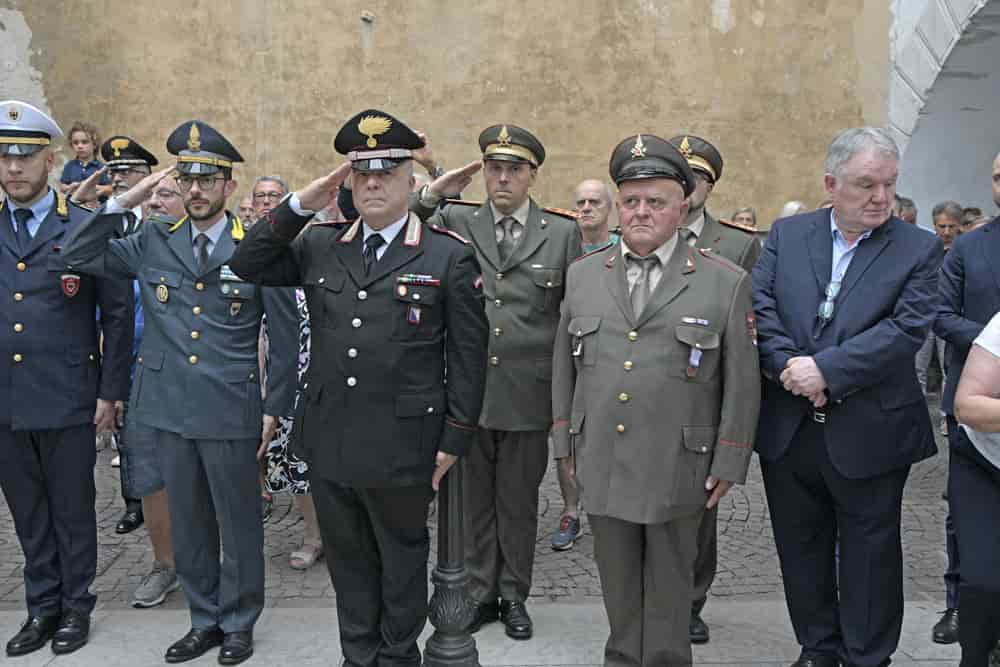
358, 115, 392, 149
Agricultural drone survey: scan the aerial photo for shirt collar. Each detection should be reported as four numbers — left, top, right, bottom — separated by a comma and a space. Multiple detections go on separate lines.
14, 188, 55, 222
620, 230, 679, 267
830, 209, 873, 247
192, 211, 230, 247
490, 197, 531, 227
684, 210, 706, 239
363, 212, 409, 247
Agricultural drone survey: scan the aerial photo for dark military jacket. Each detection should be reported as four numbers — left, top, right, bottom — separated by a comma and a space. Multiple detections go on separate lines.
59, 207, 298, 440
229, 202, 488, 488
696, 211, 760, 272
0, 192, 132, 430
411, 196, 582, 431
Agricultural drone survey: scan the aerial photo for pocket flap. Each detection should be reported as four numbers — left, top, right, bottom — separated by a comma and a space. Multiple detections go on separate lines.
393, 284, 440, 306
396, 392, 446, 417
568, 316, 601, 337
219, 281, 256, 301
682, 426, 717, 453
144, 268, 183, 288
223, 363, 259, 383
675, 324, 720, 350
532, 268, 563, 288
137, 350, 165, 371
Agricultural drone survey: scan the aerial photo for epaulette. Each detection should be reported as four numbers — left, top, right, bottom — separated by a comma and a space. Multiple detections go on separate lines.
718, 218, 756, 234
572, 244, 613, 264
543, 206, 580, 220
56, 192, 68, 217
168, 216, 189, 233
429, 224, 470, 244
444, 199, 482, 207
146, 213, 180, 226
698, 247, 742, 273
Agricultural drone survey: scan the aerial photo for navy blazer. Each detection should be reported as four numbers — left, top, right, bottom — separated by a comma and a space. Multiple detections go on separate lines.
753, 209, 942, 479
934, 216, 1000, 416
0, 193, 133, 430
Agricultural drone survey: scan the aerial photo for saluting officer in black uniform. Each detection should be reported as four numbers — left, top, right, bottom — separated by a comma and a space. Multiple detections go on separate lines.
230, 109, 489, 667
0, 100, 133, 657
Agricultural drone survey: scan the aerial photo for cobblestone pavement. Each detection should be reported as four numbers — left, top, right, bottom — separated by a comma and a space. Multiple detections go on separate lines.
0, 401, 951, 610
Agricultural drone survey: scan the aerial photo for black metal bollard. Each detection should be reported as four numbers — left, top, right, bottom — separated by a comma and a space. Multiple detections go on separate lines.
424, 460, 480, 667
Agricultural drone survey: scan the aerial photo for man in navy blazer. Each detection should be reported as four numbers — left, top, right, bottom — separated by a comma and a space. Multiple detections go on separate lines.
753, 127, 942, 667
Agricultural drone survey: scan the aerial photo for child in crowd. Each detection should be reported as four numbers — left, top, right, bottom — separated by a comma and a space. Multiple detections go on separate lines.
59, 121, 111, 206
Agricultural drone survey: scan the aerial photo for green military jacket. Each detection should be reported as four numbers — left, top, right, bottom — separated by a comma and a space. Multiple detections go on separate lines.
411, 196, 582, 431
696, 212, 760, 272
551, 241, 760, 524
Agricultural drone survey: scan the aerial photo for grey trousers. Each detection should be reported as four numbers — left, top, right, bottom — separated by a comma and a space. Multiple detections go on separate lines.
692, 504, 717, 613
591, 513, 701, 667
463, 428, 548, 603
915, 332, 946, 394
153, 428, 264, 633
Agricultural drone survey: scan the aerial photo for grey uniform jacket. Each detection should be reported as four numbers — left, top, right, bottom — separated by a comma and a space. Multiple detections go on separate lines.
411, 196, 582, 431
59, 208, 298, 440
697, 212, 760, 272
551, 242, 760, 525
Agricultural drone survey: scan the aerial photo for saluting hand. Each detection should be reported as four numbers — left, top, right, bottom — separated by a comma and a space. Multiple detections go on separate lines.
705, 476, 733, 510
70, 166, 107, 205
431, 451, 458, 491
297, 162, 353, 212
115, 166, 178, 211
780, 356, 828, 398
427, 161, 482, 199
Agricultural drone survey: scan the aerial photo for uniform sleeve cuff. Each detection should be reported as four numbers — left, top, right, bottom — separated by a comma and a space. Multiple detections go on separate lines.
288, 193, 315, 217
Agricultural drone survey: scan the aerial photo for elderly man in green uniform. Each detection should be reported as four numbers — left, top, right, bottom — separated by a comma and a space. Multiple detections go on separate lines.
413, 124, 582, 639
552, 134, 760, 667
669, 133, 760, 644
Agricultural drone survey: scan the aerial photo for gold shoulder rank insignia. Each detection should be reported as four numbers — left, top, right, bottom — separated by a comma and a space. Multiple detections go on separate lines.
358, 115, 392, 148
444, 198, 483, 207
718, 218, 757, 234
542, 205, 580, 220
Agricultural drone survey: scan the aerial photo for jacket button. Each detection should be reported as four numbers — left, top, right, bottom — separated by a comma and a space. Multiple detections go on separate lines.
618, 392, 629, 402
426, 406, 435, 413
494, 299, 503, 308
700, 445, 709, 452
318, 277, 325, 284
347, 348, 358, 358
489, 356, 499, 366
16, 262, 26, 272
623, 361, 633, 371
346, 376, 357, 387
190, 331, 200, 340
13, 292, 23, 302
189, 355, 198, 364
195, 282, 205, 291
413, 293, 421, 301
545, 281, 553, 287
496, 272, 503, 280
12, 353, 23, 363
616, 423, 626, 433
89, 354, 96, 361
13, 323, 23, 333
352, 317, 362, 328
493, 327, 503, 337
192, 306, 202, 315
138, 356, 143, 364
627, 331, 638, 341
358, 290, 368, 300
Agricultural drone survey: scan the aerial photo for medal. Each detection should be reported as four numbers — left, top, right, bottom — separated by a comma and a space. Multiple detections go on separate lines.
230, 302, 243, 317
156, 284, 169, 303
407, 304, 421, 325
397, 284, 408, 296
686, 347, 703, 379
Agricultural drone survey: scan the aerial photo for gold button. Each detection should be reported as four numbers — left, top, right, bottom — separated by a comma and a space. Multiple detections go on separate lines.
12, 353, 22, 363
190, 331, 200, 340
192, 306, 202, 315
16, 262, 26, 272
195, 282, 205, 291
494, 299, 503, 308
493, 327, 503, 337
489, 356, 499, 366
627, 331, 638, 341
623, 361, 633, 371
188, 355, 198, 364
616, 423, 626, 433
496, 272, 504, 280
13, 323, 23, 333
13, 292, 23, 302
618, 392, 629, 402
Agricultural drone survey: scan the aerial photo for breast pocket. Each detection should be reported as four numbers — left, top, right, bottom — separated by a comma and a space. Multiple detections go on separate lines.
674, 324, 721, 381
568, 316, 601, 367
532, 267, 564, 313
143, 268, 183, 313
391, 283, 442, 341
302, 272, 344, 330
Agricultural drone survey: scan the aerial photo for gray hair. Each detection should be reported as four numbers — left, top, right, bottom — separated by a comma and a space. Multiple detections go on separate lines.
253, 175, 289, 195
824, 127, 900, 178
932, 200, 963, 222
895, 194, 916, 214
731, 206, 757, 225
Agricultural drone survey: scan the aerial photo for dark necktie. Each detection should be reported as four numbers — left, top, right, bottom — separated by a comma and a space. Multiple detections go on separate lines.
628, 254, 660, 318
497, 216, 519, 262
124, 211, 137, 235
13, 209, 33, 254
194, 233, 210, 273
363, 233, 385, 275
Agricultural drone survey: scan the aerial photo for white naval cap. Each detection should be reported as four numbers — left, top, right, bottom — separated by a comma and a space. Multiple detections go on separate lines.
0, 100, 64, 156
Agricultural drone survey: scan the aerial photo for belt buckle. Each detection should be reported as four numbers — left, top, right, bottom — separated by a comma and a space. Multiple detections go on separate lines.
812, 410, 827, 424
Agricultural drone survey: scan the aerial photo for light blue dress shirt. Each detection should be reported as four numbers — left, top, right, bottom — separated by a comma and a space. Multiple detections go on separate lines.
830, 210, 872, 284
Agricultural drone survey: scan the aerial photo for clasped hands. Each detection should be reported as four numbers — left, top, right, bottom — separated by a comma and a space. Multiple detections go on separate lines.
780, 356, 828, 407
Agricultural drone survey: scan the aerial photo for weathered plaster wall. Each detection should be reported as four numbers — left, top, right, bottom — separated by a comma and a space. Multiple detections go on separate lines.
2, 0, 890, 228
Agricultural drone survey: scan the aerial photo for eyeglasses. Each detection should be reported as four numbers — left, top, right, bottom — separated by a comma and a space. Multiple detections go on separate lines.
817, 280, 842, 323
177, 175, 226, 192
253, 192, 283, 201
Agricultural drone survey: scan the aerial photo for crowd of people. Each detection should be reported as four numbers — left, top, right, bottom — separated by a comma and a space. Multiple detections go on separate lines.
1, 97, 999, 667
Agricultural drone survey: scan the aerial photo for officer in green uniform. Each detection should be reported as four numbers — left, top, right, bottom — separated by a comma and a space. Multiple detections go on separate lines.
669, 133, 759, 643
552, 133, 760, 667
412, 124, 582, 639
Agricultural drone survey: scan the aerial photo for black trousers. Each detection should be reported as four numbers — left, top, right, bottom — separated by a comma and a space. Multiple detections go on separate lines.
761, 418, 908, 667
0, 424, 98, 617
312, 478, 434, 667
949, 424, 1000, 666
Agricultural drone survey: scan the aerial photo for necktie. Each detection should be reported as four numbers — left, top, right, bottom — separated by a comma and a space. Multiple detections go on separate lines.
628, 254, 660, 318
194, 233, 210, 273
363, 233, 385, 275
124, 211, 137, 235
498, 216, 520, 262
13, 209, 33, 254
681, 226, 697, 247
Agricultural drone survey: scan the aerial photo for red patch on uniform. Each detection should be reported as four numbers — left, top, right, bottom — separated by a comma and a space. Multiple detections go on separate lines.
61, 273, 81, 298
746, 311, 757, 346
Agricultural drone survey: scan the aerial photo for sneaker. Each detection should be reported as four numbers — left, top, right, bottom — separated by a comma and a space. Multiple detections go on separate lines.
550, 514, 581, 551
131, 562, 180, 608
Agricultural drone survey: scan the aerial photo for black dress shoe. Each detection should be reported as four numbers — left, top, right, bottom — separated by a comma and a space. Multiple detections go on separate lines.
932, 608, 959, 644
51, 609, 90, 655
116, 509, 144, 534
219, 631, 253, 665
500, 600, 533, 640
791, 655, 841, 667
467, 600, 500, 634
689, 611, 710, 644
166, 627, 224, 663
6, 615, 60, 656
